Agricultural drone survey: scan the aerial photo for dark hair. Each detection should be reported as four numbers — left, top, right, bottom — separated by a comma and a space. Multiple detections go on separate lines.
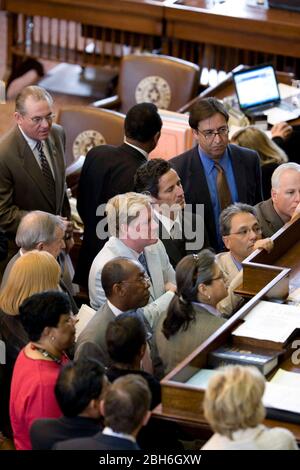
55, 358, 106, 417
163, 250, 215, 339
124, 103, 162, 143
19, 291, 71, 341
189, 98, 229, 130
101, 257, 137, 297
104, 374, 151, 434
106, 313, 147, 364
134, 158, 172, 197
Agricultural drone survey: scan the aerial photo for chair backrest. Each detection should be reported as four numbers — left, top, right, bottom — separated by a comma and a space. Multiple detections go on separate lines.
117, 54, 200, 113
56, 106, 125, 166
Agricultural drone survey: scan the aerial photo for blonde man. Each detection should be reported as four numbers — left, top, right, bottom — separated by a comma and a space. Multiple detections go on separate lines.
202, 365, 298, 450
88, 192, 175, 328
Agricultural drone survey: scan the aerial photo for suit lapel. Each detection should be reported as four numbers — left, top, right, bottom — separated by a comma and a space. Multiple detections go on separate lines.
18, 129, 56, 211
158, 219, 183, 268
47, 133, 62, 213
229, 144, 247, 201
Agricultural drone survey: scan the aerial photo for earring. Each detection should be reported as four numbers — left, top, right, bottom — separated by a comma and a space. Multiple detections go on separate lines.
207, 294, 211, 300
51, 336, 55, 342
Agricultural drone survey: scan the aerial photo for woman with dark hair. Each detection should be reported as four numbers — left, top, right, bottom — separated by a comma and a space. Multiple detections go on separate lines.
155, 250, 227, 374
9, 291, 76, 450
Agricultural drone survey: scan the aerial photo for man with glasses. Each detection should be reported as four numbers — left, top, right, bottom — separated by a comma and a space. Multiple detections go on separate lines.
217, 202, 273, 316
170, 98, 263, 251
0, 85, 71, 266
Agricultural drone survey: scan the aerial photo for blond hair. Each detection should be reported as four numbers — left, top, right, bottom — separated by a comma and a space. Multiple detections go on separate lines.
106, 192, 152, 237
0, 251, 61, 315
231, 126, 288, 166
203, 365, 266, 438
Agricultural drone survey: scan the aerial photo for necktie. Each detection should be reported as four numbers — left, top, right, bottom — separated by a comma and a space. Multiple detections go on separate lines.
214, 161, 232, 211
36, 141, 56, 197
138, 252, 151, 279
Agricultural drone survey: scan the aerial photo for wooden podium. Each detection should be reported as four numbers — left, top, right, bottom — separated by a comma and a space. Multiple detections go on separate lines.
152, 216, 300, 443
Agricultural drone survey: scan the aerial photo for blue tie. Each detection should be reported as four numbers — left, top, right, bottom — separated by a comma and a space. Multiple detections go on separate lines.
138, 252, 151, 279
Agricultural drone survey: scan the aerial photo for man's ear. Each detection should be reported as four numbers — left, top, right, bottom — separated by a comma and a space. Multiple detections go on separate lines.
142, 410, 151, 427
99, 399, 105, 417
35, 242, 44, 251
14, 111, 22, 125
192, 129, 199, 140
112, 282, 126, 297
154, 131, 161, 146
222, 235, 231, 251
271, 188, 277, 203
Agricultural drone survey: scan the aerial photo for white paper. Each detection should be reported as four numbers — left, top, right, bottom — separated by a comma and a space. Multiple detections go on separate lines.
232, 300, 300, 343
279, 83, 300, 99
185, 369, 217, 388
264, 107, 300, 125
75, 304, 96, 340
271, 369, 300, 388
263, 382, 300, 414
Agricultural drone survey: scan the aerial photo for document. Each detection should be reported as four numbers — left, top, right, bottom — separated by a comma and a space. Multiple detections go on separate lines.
271, 369, 300, 388
232, 300, 300, 343
264, 378, 300, 414
185, 369, 217, 388
75, 304, 96, 340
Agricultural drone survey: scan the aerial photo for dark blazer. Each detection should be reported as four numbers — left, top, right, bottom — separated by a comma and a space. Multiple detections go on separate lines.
170, 144, 262, 251
75, 143, 147, 287
30, 416, 101, 450
157, 211, 209, 269
54, 430, 140, 450
0, 125, 70, 237
255, 198, 284, 238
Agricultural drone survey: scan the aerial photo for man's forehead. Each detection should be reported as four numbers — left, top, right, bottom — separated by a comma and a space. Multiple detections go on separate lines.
230, 212, 257, 227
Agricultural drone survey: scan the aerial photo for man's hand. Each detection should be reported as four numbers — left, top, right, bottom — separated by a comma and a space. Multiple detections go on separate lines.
271, 122, 293, 140
291, 202, 300, 222
254, 238, 273, 253
58, 216, 74, 253
165, 282, 177, 293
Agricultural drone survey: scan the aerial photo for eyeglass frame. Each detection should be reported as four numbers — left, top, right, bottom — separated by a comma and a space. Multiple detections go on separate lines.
227, 226, 262, 237
197, 125, 229, 142
119, 273, 151, 286
24, 113, 56, 125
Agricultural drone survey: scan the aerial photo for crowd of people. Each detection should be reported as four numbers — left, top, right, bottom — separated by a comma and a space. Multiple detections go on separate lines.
0, 85, 299, 451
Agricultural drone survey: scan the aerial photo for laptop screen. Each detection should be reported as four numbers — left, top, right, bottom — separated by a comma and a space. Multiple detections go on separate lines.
233, 65, 280, 111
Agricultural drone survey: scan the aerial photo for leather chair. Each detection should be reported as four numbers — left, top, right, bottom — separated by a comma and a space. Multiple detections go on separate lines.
56, 105, 125, 167
91, 53, 200, 113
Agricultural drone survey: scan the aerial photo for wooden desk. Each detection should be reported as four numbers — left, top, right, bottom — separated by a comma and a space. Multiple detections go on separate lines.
153, 216, 300, 444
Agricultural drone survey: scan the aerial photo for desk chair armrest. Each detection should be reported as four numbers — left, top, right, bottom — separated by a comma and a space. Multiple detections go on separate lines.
90, 95, 121, 109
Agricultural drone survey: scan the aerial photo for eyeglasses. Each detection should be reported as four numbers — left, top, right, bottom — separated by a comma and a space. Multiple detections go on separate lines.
198, 126, 229, 142
229, 226, 262, 237
120, 274, 151, 286
28, 113, 56, 125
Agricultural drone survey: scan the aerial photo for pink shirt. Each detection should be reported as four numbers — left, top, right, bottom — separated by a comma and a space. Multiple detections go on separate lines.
9, 348, 69, 450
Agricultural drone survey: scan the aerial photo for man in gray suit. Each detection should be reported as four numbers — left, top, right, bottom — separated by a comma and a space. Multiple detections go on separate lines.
89, 192, 176, 328
255, 162, 300, 238
76, 257, 151, 368
0, 86, 71, 260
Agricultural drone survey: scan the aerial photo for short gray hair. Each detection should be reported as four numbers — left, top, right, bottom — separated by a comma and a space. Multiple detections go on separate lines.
16, 211, 65, 250
220, 203, 257, 236
271, 162, 300, 189
106, 192, 152, 237
15, 86, 53, 115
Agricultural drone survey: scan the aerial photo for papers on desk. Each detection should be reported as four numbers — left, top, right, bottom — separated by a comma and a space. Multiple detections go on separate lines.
185, 369, 218, 388
232, 300, 300, 344
263, 107, 300, 126
278, 83, 300, 99
263, 369, 300, 414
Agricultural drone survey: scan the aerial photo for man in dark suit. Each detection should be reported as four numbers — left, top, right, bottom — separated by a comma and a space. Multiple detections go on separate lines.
134, 158, 209, 268
0, 86, 71, 242
54, 374, 151, 450
75, 103, 162, 288
30, 358, 107, 450
170, 98, 262, 251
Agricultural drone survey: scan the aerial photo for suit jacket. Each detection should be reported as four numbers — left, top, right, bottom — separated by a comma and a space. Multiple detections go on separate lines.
170, 144, 262, 250
157, 211, 209, 269
0, 125, 70, 237
155, 304, 226, 375
54, 430, 140, 450
75, 143, 147, 287
1, 250, 78, 314
88, 236, 175, 328
255, 198, 284, 238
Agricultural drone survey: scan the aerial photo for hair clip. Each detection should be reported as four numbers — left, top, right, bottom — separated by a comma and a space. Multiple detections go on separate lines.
192, 254, 199, 261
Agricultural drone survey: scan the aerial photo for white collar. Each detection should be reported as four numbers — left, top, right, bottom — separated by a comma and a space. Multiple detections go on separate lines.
102, 426, 136, 443
154, 209, 181, 235
18, 126, 41, 151
124, 139, 148, 159
107, 299, 124, 317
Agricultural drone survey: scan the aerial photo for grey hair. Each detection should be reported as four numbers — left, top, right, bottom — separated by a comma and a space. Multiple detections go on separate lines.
271, 162, 300, 190
220, 203, 257, 236
15, 86, 53, 115
15, 211, 65, 250
106, 192, 152, 237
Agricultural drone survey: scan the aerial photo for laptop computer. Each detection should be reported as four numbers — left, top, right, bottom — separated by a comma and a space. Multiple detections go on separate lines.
233, 64, 295, 118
